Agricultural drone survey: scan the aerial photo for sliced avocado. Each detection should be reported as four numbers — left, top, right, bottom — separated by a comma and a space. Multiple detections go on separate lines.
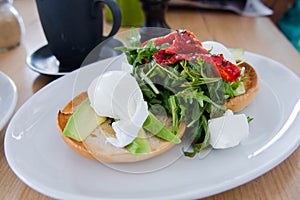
233, 82, 245, 96
143, 112, 181, 144
63, 99, 106, 141
126, 128, 151, 155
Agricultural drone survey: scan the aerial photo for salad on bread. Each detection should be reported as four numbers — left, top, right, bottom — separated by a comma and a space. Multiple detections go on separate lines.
57, 29, 259, 162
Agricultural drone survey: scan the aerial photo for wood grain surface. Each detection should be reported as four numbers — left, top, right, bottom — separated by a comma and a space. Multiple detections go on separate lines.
0, 1, 299, 199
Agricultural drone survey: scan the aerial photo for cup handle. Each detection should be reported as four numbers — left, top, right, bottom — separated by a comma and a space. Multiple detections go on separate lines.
94, 0, 121, 38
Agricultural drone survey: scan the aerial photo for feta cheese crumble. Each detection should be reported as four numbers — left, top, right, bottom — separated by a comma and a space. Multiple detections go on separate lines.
208, 110, 249, 149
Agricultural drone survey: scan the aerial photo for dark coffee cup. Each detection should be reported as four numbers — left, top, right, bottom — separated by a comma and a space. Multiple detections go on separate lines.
36, 0, 121, 71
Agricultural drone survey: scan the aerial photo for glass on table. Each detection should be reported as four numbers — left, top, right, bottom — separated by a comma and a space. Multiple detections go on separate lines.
0, 0, 24, 52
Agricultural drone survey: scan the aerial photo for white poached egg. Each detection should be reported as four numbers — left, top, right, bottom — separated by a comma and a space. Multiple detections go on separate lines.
88, 70, 148, 148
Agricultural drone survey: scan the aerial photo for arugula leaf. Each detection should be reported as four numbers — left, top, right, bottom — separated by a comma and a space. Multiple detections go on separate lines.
118, 29, 241, 156
247, 116, 254, 123
127, 28, 141, 47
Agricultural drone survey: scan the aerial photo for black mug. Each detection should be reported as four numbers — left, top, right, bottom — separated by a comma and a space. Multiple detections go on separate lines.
36, 0, 121, 71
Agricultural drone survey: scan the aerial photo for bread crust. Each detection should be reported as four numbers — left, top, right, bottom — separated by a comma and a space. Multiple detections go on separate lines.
57, 92, 186, 162
225, 62, 259, 112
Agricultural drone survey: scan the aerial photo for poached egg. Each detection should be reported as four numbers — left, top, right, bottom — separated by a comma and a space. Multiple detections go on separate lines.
88, 70, 148, 148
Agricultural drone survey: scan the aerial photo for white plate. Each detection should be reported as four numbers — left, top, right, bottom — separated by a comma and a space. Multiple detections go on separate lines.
0, 71, 18, 131
4, 52, 300, 199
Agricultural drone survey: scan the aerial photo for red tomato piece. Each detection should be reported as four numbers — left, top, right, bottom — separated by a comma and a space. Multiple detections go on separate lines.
144, 29, 241, 82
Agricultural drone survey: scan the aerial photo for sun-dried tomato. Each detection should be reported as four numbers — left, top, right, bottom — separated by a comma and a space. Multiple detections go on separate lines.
145, 29, 241, 82
141, 31, 176, 47
153, 49, 190, 65
165, 30, 209, 55
201, 54, 241, 82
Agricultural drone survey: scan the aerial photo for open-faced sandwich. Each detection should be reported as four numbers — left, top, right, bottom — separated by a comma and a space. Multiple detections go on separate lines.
57, 29, 259, 162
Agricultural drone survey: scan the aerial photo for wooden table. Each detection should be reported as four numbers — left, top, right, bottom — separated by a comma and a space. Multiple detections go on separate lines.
1, 0, 299, 199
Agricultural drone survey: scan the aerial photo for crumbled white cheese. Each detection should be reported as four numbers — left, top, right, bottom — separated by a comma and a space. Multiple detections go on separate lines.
208, 110, 249, 149
88, 70, 148, 147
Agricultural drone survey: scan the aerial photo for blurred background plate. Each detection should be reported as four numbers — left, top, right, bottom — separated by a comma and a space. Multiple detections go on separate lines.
0, 71, 18, 131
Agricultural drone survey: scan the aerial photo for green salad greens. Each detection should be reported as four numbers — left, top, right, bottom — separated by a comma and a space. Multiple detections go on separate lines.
116, 29, 246, 157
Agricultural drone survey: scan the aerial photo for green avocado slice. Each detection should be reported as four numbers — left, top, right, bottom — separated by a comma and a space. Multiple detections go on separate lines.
143, 112, 181, 144
63, 99, 177, 155
63, 99, 106, 141
126, 128, 151, 155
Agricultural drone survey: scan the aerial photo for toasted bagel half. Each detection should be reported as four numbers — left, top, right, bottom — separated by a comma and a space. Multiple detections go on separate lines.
57, 62, 257, 162
225, 62, 259, 112
57, 92, 186, 163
